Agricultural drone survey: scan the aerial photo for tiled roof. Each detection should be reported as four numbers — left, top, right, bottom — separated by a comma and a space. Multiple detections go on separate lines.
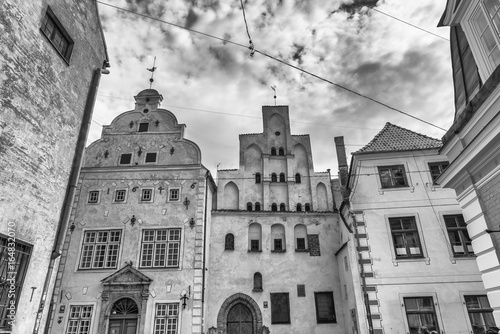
354, 122, 442, 155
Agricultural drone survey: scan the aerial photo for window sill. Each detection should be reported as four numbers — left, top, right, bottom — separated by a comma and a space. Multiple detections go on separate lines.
295, 248, 310, 253
248, 250, 262, 253
379, 186, 414, 194
224, 248, 234, 251
271, 249, 286, 253
392, 256, 430, 266
252, 288, 263, 292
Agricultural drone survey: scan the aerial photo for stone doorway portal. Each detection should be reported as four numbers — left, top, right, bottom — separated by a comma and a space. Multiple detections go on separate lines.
227, 303, 253, 334
108, 298, 138, 334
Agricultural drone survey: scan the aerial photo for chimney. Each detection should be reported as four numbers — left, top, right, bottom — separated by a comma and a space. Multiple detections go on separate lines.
334, 136, 349, 187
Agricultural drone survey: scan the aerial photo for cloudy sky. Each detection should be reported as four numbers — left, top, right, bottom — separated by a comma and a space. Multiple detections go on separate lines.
90, 0, 452, 177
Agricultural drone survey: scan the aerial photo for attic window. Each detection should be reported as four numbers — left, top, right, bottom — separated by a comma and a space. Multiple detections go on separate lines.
119, 154, 132, 165
145, 153, 157, 163
40, 6, 74, 63
138, 123, 149, 132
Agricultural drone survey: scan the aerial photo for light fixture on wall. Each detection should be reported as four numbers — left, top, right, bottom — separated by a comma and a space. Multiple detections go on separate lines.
130, 215, 136, 226
138, 147, 142, 157
189, 218, 195, 229
183, 197, 190, 210
104, 150, 109, 159
69, 223, 75, 233
170, 147, 175, 155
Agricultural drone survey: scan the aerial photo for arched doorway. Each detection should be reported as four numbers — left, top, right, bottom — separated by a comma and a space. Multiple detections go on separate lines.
227, 303, 253, 334
108, 298, 138, 334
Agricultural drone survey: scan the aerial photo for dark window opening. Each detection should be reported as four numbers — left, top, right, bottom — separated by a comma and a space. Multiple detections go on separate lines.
271, 203, 278, 212
389, 217, 423, 259
250, 240, 260, 251
247, 202, 253, 211
271, 147, 277, 155
271, 293, 290, 324
119, 153, 132, 165
274, 239, 283, 251
255, 202, 261, 211
271, 173, 277, 182
378, 165, 408, 188
141, 189, 153, 202
295, 173, 301, 183
279, 173, 286, 182
88, 191, 99, 203
115, 190, 126, 202
278, 147, 285, 156
296, 238, 306, 250
314, 292, 336, 323
138, 122, 149, 132
404, 297, 439, 334
464, 295, 495, 333
297, 284, 306, 297
255, 173, 261, 184
296, 203, 302, 212
279, 203, 286, 212
253, 272, 263, 292
40, 7, 74, 62
225, 234, 234, 250
145, 152, 157, 163
305, 203, 311, 212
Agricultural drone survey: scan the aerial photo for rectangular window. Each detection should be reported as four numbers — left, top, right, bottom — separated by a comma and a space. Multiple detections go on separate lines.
404, 297, 439, 334
389, 217, 423, 258
66, 305, 93, 334
250, 240, 260, 251
296, 238, 306, 250
40, 7, 74, 62
444, 214, 474, 257
465, 295, 495, 333
114, 190, 126, 203
141, 189, 153, 202
145, 152, 157, 163
314, 292, 337, 323
138, 122, 149, 132
274, 239, 283, 251
154, 303, 179, 334
79, 230, 121, 269
140, 229, 181, 268
270, 293, 290, 324
119, 153, 132, 165
471, 3, 500, 70
0, 236, 32, 330
88, 191, 99, 203
297, 285, 306, 297
428, 162, 449, 183
169, 189, 180, 202
378, 165, 408, 188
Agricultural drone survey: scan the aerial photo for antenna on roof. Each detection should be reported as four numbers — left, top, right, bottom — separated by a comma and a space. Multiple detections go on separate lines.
271, 85, 277, 105
147, 56, 157, 89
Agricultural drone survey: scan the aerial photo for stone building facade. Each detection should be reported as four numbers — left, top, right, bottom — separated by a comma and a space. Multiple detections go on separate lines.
0, 1, 108, 333
206, 106, 347, 333
45, 89, 215, 334
335, 123, 493, 334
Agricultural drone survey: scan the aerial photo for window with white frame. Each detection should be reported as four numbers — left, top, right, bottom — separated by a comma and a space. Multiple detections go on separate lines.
470, 1, 500, 73
404, 297, 440, 334
79, 230, 121, 269
378, 165, 408, 188
464, 295, 496, 333
389, 217, 423, 259
168, 188, 180, 202
141, 188, 153, 202
444, 214, 474, 257
140, 229, 181, 268
428, 162, 449, 183
88, 191, 99, 203
114, 189, 127, 203
66, 305, 93, 334
154, 303, 179, 334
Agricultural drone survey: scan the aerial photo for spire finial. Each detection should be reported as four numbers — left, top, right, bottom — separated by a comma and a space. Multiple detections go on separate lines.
271, 85, 277, 105
146, 56, 157, 89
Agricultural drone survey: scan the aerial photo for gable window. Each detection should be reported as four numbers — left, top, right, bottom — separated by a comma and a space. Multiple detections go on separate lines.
140, 229, 181, 268
40, 7, 74, 63
404, 297, 440, 334
271, 293, 290, 324
79, 230, 121, 269
271, 173, 277, 182
389, 217, 423, 258
279, 173, 286, 182
444, 214, 474, 257
248, 223, 262, 252
428, 162, 449, 183
141, 189, 153, 202
314, 292, 336, 324
255, 173, 261, 184
471, 2, 500, 72
114, 189, 127, 203
66, 305, 93, 334
378, 165, 408, 188
271, 224, 286, 252
305, 203, 311, 212
0, 236, 32, 331
295, 173, 301, 183
169, 188, 180, 202
271, 147, 277, 155
225, 233, 234, 250
255, 202, 261, 211
278, 147, 285, 156
145, 152, 157, 163
138, 122, 149, 132
464, 295, 495, 333
279, 203, 286, 212
253, 272, 263, 292
88, 191, 99, 203
154, 303, 179, 334
119, 153, 132, 165
247, 202, 253, 211
296, 203, 302, 212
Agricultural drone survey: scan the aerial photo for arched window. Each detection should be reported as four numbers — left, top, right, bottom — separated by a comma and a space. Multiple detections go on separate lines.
271, 147, 277, 155
294, 224, 308, 251
247, 202, 253, 211
296, 203, 302, 212
305, 203, 311, 212
279, 173, 285, 182
295, 173, 301, 183
255, 173, 261, 184
248, 223, 262, 251
280, 203, 286, 211
271, 203, 278, 212
253, 272, 263, 292
225, 233, 234, 250
278, 147, 285, 156
271, 224, 286, 252
271, 173, 277, 182
255, 202, 261, 211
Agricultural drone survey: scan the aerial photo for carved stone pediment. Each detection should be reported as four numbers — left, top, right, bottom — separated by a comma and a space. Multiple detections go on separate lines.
101, 264, 152, 287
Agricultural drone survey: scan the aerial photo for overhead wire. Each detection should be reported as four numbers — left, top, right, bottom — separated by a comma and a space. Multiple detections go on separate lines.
95, 1, 447, 132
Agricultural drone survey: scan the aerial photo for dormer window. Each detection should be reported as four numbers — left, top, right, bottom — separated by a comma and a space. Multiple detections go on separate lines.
138, 122, 149, 132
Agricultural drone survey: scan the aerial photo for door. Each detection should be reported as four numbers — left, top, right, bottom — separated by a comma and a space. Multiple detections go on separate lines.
227, 304, 253, 334
108, 319, 137, 334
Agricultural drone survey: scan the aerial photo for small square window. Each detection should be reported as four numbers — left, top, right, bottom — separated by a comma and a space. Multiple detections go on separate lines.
297, 284, 306, 297
88, 191, 99, 203
428, 162, 449, 183
145, 152, 157, 163
141, 189, 153, 202
114, 190, 126, 202
296, 238, 306, 250
169, 189, 180, 202
250, 240, 260, 251
138, 122, 149, 132
378, 165, 408, 188
274, 239, 283, 251
40, 7, 74, 63
119, 153, 132, 165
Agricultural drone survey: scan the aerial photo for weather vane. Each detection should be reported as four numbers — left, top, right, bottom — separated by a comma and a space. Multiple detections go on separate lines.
271, 85, 277, 105
146, 56, 157, 89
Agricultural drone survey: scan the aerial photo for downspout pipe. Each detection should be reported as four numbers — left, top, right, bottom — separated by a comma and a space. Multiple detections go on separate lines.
38, 67, 105, 334
201, 170, 212, 332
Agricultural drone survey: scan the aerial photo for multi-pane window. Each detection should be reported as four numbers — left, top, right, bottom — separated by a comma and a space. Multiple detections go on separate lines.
249, 223, 262, 252
274, 239, 283, 251
389, 217, 423, 258
250, 240, 260, 251
169, 189, 180, 202
271, 224, 286, 252
88, 191, 99, 203
428, 162, 449, 183
66, 305, 93, 334
40, 7, 74, 62
79, 230, 121, 269
141, 189, 153, 202
114, 190, 126, 202
296, 238, 306, 250
140, 229, 181, 268
154, 303, 179, 334
295, 224, 308, 251
0, 236, 32, 330
378, 165, 408, 188
404, 297, 440, 334
138, 122, 149, 132
119, 153, 132, 165
471, 2, 500, 71
465, 295, 496, 333
444, 214, 474, 257
314, 292, 336, 323
145, 152, 157, 163
270, 293, 290, 324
